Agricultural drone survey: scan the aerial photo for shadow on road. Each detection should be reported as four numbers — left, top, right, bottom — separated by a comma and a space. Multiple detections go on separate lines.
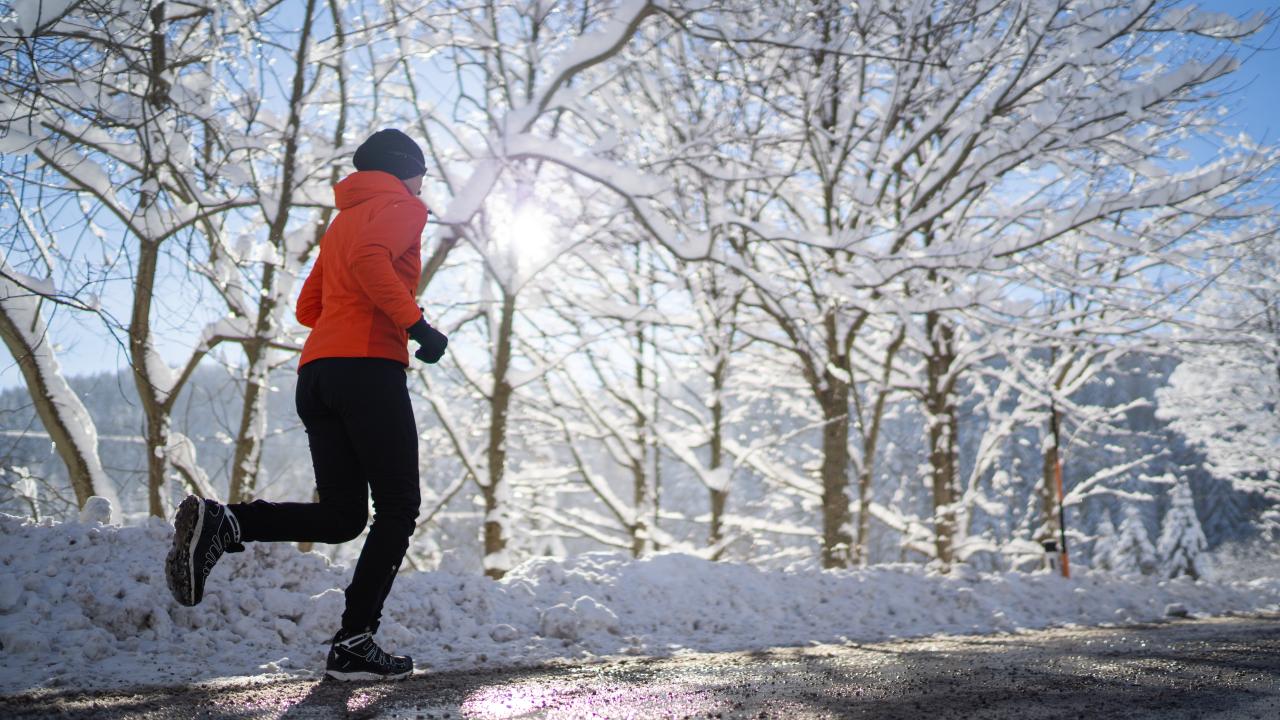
2, 615, 1277, 719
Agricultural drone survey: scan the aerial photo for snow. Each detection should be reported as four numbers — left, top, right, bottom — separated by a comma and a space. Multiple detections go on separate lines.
197, 317, 254, 351
141, 346, 178, 404
12, 0, 75, 35
1, 0, 1278, 698
78, 496, 112, 525
1, 512, 1278, 694
163, 432, 217, 500
0, 130, 38, 155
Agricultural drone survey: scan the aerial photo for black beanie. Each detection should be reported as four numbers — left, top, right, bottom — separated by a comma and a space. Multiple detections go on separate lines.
352, 129, 426, 179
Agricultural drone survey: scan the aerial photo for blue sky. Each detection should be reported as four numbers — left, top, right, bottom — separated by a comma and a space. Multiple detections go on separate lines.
1218, 1, 1280, 144
2, 2, 1279, 390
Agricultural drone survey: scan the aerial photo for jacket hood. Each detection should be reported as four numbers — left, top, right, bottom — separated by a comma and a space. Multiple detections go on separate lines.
333, 171, 414, 210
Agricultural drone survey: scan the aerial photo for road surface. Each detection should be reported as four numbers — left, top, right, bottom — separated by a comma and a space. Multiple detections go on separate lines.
4, 614, 1278, 719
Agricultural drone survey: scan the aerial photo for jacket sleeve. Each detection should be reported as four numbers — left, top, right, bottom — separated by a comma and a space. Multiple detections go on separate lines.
349, 199, 428, 329
295, 255, 323, 329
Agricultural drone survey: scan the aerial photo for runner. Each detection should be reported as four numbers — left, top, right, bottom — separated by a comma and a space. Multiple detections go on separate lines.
164, 128, 448, 681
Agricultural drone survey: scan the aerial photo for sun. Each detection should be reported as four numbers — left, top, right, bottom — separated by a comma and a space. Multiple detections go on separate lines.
491, 195, 555, 271
508, 204, 554, 263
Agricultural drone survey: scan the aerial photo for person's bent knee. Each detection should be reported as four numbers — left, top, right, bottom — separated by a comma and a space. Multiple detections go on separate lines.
331, 509, 369, 543
374, 485, 420, 518
371, 509, 416, 534
371, 502, 418, 536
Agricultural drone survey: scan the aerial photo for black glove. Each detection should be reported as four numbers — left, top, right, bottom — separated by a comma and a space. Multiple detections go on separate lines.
407, 317, 448, 364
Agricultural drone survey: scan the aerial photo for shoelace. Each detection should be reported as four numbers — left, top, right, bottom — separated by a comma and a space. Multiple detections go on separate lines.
340, 633, 396, 669
201, 530, 227, 578
362, 642, 392, 668
200, 518, 236, 579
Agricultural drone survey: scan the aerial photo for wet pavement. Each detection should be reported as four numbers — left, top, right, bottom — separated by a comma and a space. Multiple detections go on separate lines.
4, 614, 1278, 719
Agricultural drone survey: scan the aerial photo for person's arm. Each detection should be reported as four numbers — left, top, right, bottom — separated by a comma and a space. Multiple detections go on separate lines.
349, 200, 428, 329
295, 255, 323, 328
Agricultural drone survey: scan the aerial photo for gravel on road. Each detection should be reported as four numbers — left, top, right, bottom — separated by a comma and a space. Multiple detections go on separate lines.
4, 613, 1277, 719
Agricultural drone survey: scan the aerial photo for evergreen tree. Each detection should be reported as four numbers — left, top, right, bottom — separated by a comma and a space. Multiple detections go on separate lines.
1157, 476, 1209, 580
1193, 473, 1252, 547
1110, 505, 1157, 575
1090, 509, 1119, 572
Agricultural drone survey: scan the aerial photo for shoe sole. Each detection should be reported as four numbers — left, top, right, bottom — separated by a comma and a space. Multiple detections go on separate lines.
324, 669, 412, 682
165, 495, 204, 607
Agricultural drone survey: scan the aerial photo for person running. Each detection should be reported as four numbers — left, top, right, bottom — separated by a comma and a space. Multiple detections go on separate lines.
164, 129, 448, 681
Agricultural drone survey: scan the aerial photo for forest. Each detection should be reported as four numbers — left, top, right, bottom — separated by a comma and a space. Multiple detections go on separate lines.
1, 0, 1277, 580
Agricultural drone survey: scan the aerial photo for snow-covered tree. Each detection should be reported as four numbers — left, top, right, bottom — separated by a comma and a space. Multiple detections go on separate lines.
1157, 476, 1208, 580
969, 337, 1160, 571
374, 0, 663, 578
1195, 474, 1253, 547
217, 0, 358, 503
598, 28, 818, 560
2, 0, 1278, 576
1090, 509, 1119, 572
1156, 238, 1280, 538
604, 0, 1277, 569
0, 0, 265, 513
0, 269, 119, 520
1110, 505, 1157, 576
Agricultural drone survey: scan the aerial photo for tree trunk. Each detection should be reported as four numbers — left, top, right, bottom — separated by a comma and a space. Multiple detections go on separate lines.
650, 348, 661, 553
708, 354, 727, 550
630, 457, 647, 557
293, 0, 349, 554
630, 326, 649, 558
1038, 396, 1068, 573
231, 0, 320, 503
228, 337, 268, 503
483, 291, 516, 579
853, 464, 874, 567
818, 373, 853, 568
135, 2, 172, 517
629, 243, 652, 558
924, 310, 958, 569
129, 238, 170, 517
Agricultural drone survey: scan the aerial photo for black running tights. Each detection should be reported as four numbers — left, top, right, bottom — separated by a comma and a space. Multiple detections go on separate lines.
229, 357, 421, 634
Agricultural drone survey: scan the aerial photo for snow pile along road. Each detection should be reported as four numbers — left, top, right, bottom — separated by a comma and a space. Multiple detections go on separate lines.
1, 511, 1278, 694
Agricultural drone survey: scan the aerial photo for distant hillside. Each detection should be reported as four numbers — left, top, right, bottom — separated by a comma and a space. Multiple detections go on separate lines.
0, 364, 310, 518
0, 352, 1266, 562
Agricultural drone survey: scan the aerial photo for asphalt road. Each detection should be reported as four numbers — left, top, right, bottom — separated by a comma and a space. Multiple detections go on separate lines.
5, 614, 1278, 719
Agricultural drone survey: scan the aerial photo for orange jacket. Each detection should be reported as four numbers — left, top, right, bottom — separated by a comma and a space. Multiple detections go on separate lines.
296, 171, 428, 368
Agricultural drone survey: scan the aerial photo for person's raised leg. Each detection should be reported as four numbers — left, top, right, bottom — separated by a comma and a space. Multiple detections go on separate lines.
165, 359, 371, 608
228, 359, 369, 545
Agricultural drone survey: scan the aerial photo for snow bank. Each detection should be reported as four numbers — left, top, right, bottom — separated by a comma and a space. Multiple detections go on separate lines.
1, 513, 1278, 694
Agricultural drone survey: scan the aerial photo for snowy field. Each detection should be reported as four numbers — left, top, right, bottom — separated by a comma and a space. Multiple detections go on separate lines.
2, 511, 1278, 696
